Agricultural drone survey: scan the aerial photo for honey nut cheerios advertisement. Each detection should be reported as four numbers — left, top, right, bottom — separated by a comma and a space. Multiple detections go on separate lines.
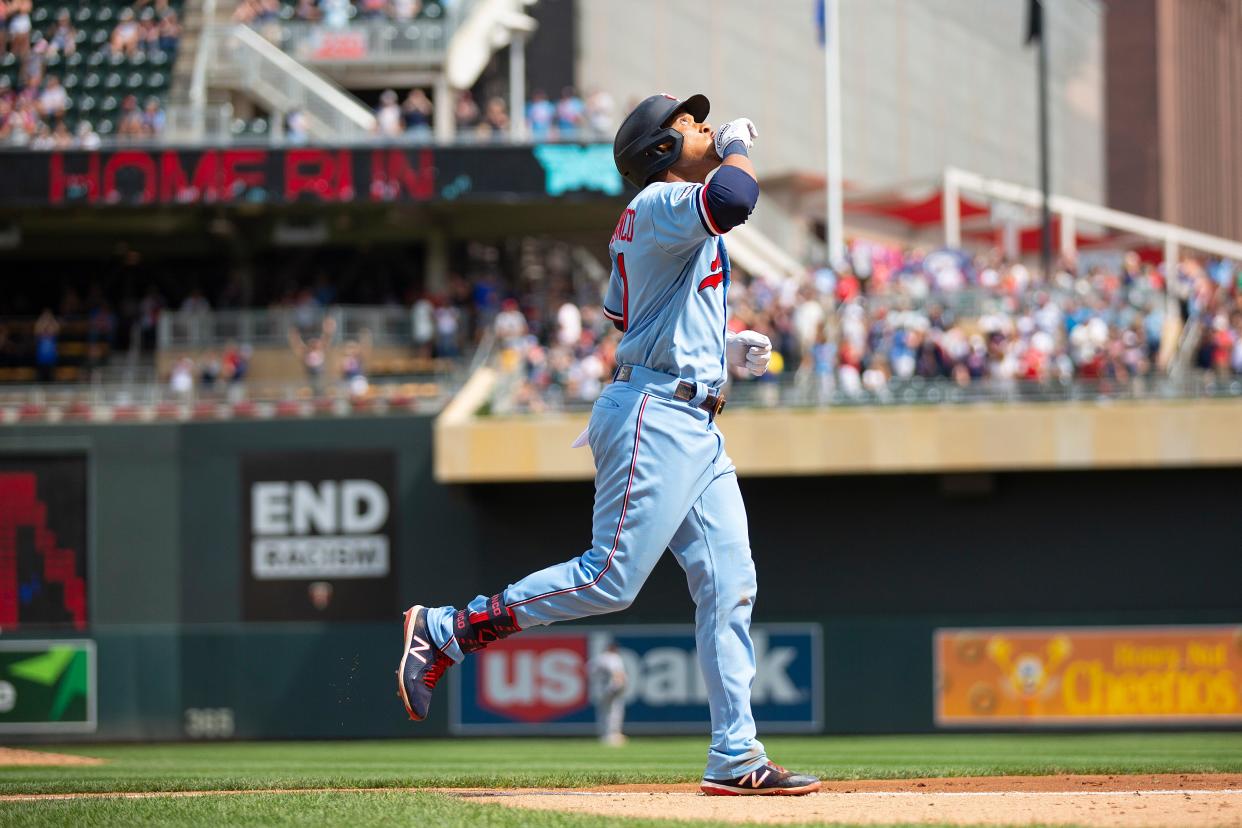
935, 626, 1242, 726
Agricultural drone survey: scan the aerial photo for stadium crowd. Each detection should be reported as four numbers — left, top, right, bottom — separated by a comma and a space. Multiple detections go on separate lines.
0, 0, 179, 146
488, 244, 1242, 411
5, 240, 1239, 408
370, 85, 615, 140
235, 0, 446, 25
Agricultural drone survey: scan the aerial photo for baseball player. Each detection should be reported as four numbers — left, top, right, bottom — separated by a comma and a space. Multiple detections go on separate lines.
398, 92, 821, 796
588, 642, 629, 746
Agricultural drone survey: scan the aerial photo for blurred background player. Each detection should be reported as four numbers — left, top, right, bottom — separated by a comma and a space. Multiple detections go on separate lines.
589, 641, 628, 746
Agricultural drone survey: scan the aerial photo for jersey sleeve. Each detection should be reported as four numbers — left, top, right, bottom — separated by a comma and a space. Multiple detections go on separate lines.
603, 255, 627, 331
646, 182, 719, 257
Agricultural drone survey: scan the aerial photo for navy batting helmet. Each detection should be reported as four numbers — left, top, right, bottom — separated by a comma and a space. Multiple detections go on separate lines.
613, 93, 711, 189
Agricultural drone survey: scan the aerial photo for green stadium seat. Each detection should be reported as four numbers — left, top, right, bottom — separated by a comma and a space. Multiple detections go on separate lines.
108, 52, 126, 68
87, 50, 106, 67
105, 72, 123, 90
97, 118, 115, 135
91, 29, 109, 48
101, 96, 119, 113
129, 52, 147, 67
83, 73, 101, 90
74, 6, 92, 24
67, 51, 84, 68
146, 71, 167, 90
32, 6, 50, 25
78, 95, 97, 115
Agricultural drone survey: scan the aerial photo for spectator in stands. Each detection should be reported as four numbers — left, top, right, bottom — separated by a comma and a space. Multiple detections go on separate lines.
286, 108, 309, 143
526, 89, 553, 138
139, 284, 165, 350
6, 0, 31, 58
222, 341, 250, 385
322, 0, 350, 28
555, 86, 584, 136
169, 356, 194, 397
33, 307, 59, 383
50, 119, 72, 148
199, 351, 222, 390
118, 95, 146, 140
358, 0, 387, 19
293, 0, 322, 21
392, 0, 421, 21
339, 328, 371, 397
111, 7, 141, 58
480, 96, 509, 139
454, 90, 479, 135
0, 2, 8, 58
288, 314, 335, 395
36, 75, 66, 120
139, 8, 162, 53
142, 97, 166, 134
45, 9, 77, 58
76, 120, 101, 150
375, 88, 402, 137
402, 88, 432, 138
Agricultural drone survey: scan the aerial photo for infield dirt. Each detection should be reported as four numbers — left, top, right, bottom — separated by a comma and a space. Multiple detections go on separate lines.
459, 774, 1242, 826
0, 747, 106, 767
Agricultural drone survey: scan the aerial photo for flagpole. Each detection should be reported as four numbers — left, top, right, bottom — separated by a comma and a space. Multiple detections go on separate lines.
824, 0, 845, 267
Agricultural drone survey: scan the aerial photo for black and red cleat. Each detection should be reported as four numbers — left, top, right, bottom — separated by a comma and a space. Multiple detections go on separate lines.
395, 605, 453, 721
700, 761, 821, 796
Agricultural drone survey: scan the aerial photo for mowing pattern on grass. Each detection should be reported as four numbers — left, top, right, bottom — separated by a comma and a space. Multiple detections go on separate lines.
2, 734, 1241, 796
0, 735, 1240, 827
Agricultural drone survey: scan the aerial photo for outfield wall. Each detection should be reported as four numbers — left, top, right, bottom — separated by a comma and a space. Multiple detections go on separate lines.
1, 417, 1238, 741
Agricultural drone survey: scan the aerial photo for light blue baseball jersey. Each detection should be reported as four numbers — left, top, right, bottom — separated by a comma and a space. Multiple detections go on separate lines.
603, 181, 731, 389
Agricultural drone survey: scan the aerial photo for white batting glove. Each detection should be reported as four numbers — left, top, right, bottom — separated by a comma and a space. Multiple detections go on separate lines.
726, 330, 772, 376
714, 118, 758, 159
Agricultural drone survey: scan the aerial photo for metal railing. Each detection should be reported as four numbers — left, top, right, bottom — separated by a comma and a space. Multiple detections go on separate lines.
487, 368, 1242, 414
207, 24, 376, 140
157, 305, 425, 350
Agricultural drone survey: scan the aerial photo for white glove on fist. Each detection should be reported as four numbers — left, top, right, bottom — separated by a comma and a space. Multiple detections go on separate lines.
714, 118, 758, 159
727, 330, 772, 376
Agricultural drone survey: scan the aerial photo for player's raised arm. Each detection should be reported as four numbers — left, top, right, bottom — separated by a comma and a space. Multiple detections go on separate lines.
611, 94, 761, 256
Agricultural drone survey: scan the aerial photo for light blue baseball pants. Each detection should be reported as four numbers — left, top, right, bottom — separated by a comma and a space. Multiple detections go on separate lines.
426, 365, 768, 779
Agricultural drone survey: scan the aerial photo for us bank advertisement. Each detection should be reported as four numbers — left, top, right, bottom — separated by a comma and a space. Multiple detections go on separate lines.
451, 624, 822, 734
935, 626, 1242, 727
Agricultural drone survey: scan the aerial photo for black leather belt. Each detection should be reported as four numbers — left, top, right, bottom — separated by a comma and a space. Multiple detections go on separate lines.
613, 365, 727, 419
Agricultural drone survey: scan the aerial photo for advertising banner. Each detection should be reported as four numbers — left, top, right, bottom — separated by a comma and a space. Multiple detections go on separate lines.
241, 451, 397, 621
0, 455, 89, 631
0, 144, 624, 208
0, 640, 96, 733
451, 624, 822, 735
935, 626, 1242, 726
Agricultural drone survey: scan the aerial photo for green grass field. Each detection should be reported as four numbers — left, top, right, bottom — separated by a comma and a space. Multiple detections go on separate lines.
2, 734, 1240, 827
